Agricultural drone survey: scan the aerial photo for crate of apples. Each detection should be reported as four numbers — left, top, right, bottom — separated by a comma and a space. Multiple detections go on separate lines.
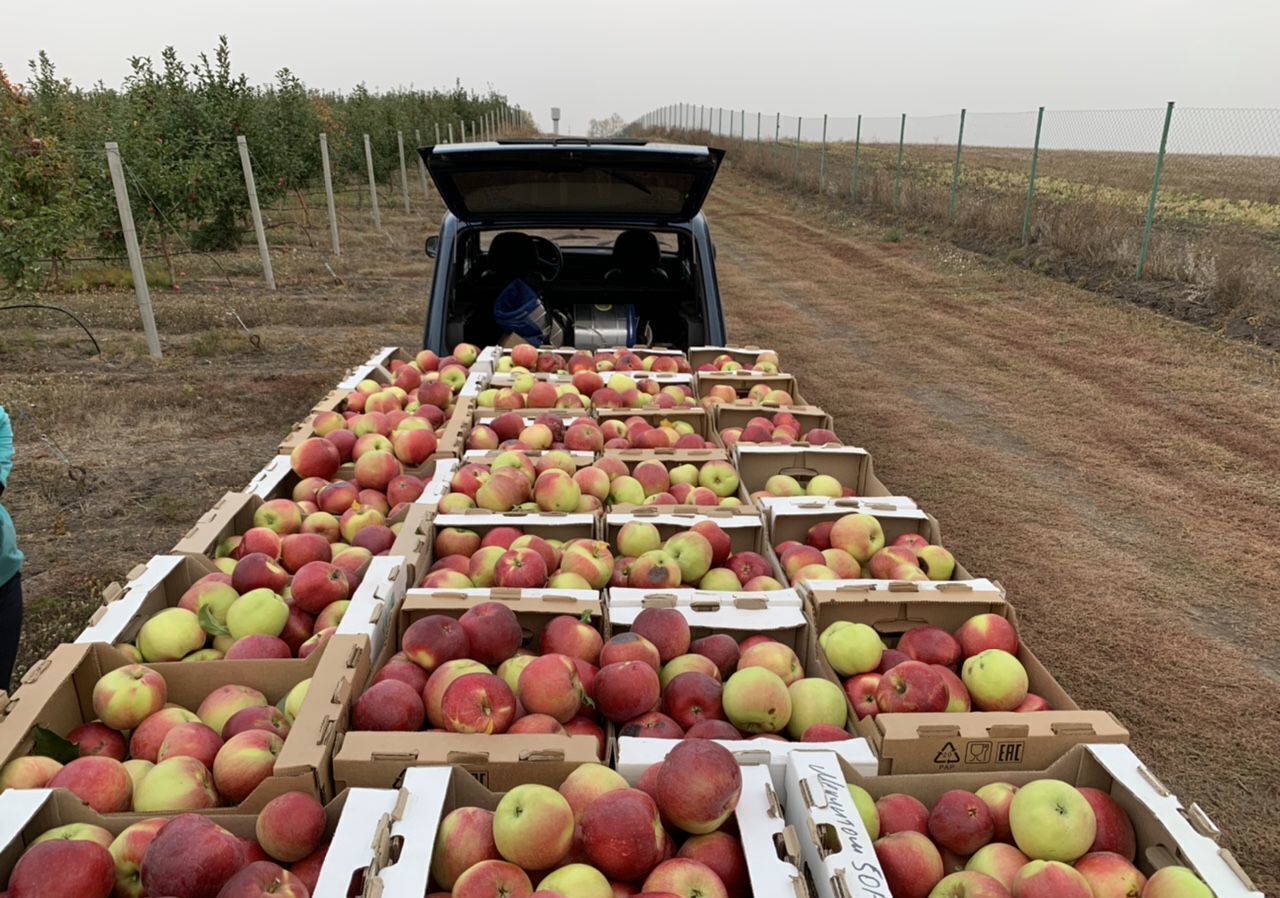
692, 346, 783, 373
420, 518, 609, 591
494, 342, 693, 374
607, 516, 784, 592
717, 408, 840, 448
437, 450, 598, 514
790, 747, 1233, 898
591, 453, 747, 511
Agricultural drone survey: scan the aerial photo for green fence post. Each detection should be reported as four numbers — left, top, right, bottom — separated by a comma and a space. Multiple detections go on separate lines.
819, 114, 829, 193
1022, 106, 1045, 245
949, 108, 966, 222
893, 113, 906, 211
794, 117, 802, 187
851, 114, 861, 203
1137, 101, 1175, 279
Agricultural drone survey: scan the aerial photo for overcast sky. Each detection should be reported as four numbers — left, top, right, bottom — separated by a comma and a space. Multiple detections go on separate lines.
4, 0, 1278, 133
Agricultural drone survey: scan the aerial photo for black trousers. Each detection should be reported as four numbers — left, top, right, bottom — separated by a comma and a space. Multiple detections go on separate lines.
0, 572, 21, 693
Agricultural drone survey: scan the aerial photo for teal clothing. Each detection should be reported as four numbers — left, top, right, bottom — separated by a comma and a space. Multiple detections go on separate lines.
0, 406, 22, 586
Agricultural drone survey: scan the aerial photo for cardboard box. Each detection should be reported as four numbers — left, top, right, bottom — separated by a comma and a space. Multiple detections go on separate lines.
170, 491, 277, 559
696, 370, 806, 405
0, 638, 355, 811
278, 390, 472, 458
804, 583, 1129, 773
336, 345, 409, 389
334, 554, 409, 661
416, 457, 459, 513
74, 554, 221, 646
713, 403, 834, 442
734, 445, 901, 509
787, 747, 1262, 898
388, 506, 599, 585
325, 588, 607, 791
597, 449, 749, 512
0, 786, 356, 891
608, 586, 805, 608
483, 344, 689, 368
689, 344, 780, 370
605, 507, 771, 559
596, 405, 713, 440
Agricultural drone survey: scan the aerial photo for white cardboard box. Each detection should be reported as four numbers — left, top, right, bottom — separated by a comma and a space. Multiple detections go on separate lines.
334, 554, 410, 660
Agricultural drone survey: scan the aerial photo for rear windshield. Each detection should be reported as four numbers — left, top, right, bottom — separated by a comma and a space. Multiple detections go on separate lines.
448, 168, 702, 216
478, 228, 680, 252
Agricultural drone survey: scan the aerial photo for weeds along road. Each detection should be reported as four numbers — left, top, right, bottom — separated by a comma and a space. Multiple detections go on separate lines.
706, 166, 1280, 893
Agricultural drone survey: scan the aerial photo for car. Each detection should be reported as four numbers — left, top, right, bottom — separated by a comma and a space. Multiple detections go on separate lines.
420, 138, 727, 353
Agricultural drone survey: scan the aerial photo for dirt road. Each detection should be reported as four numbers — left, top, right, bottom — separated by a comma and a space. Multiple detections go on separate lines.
707, 167, 1279, 892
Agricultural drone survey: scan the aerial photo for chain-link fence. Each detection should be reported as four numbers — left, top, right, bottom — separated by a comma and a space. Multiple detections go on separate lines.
638, 103, 1280, 337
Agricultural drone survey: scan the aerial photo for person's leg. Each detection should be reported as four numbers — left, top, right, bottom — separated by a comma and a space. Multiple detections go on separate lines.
0, 572, 22, 693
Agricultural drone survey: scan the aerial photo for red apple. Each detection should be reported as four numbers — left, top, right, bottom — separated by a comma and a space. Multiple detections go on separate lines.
7, 839, 115, 898
256, 791, 326, 863
875, 660, 949, 713
898, 626, 963, 669
518, 653, 584, 723
928, 789, 995, 855
67, 722, 127, 761
677, 832, 749, 898
594, 661, 661, 724
620, 711, 685, 739
353, 679, 425, 731
663, 672, 725, 731
459, 602, 523, 665
582, 788, 666, 882
876, 793, 930, 836
655, 740, 742, 834
214, 861, 309, 897
442, 673, 517, 734
402, 614, 471, 672
541, 613, 605, 664
874, 830, 944, 898
141, 814, 245, 898
630, 607, 691, 663
600, 632, 662, 671
1078, 787, 1137, 860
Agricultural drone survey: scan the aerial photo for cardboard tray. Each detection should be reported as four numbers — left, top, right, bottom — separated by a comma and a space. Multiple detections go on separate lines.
604, 506, 771, 559
243, 453, 454, 501
325, 589, 607, 791
0, 637, 360, 812
689, 344, 780, 370
595, 405, 713, 440
734, 445, 897, 506
278, 393, 473, 458
336, 346, 407, 390
804, 583, 1129, 773
695, 370, 806, 405
597, 449, 749, 512
786, 746, 1262, 898
712, 403, 834, 442
0, 786, 356, 891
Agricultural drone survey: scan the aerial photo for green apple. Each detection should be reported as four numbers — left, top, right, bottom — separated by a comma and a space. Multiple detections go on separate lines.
722, 666, 792, 734
806, 474, 843, 497
786, 677, 848, 739
819, 620, 853, 651
669, 464, 699, 486
617, 521, 662, 557
1008, 779, 1096, 862
137, 608, 207, 662
1142, 866, 1213, 898
538, 864, 612, 898
847, 784, 880, 840
961, 649, 1029, 711
494, 784, 574, 871
225, 589, 289, 640
284, 678, 311, 722
822, 622, 883, 676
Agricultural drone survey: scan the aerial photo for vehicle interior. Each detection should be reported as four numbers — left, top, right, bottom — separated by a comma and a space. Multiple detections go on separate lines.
441, 225, 712, 351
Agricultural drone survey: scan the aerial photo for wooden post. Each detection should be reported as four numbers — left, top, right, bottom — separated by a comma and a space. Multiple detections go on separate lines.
363, 134, 382, 230
319, 133, 340, 255
236, 136, 276, 290
447, 122, 454, 143
397, 131, 411, 213
414, 128, 430, 199
435, 123, 442, 145
104, 142, 161, 357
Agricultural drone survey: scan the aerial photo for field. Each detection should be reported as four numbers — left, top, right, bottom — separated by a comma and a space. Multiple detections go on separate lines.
2, 162, 1277, 893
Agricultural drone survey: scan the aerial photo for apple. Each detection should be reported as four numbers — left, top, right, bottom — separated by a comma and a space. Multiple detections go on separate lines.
212, 729, 285, 803
7, 839, 116, 898
226, 589, 289, 640
965, 842, 1029, 889
1073, 852, 1147, 898
558, 763, 630, 824
722, 667, 791, 734
519, 653, 584, 722
822, 621, 883, 675
537, 864, 612, 898
1009, 779, 1097, 862
876, 661, 949, 713
403, 614, 471, 672
975, 782, 1017, 843
877, 793, 931, 836
254, 499, 304, 535
424, 659, 490, 729
601, 632, 662, 671
224, 634, 291, 661
541, 612, 605, 664
878, 648, 912, 674
280, 532, 332, 573
30, 822, 113, 850
156, 721, 224, 770
0, 755, 63, 790
431, 807, 501, 890
643, 858, 729, 898
665, 530, 714, 583
459, 601, 523, 665
630, 607, 692, 663
353, 678, 425, 731
933, 664, 972, 712
1141, 867, 1214, 898
560, 540, 616, 589
1016, 693, 1052, 712
495, 547, 549, 588
874, 830, 945, 898
916, 545, 957, 580
290, 560, 350, 614
140, 813, 246, 898
223, 704, 292, 741
954, 613, 1019, 657
1078, 787, 1137, 860
927, 871, 1011, 898
725, 551, 770, 585
659, 653, 720, 687
582, 788, 666, 881
690, 521, 732, 566
786, 677, 848, 739
1010, 861, 1093, 898
961, 650, 1029, 711
107, 818, 168, 898
690, 634, 739, 679
928, 789, 995, 855
620, 710, 685, 739
48, 755, 133, 813
208, 860, 309, 898
493, 783, 575, 871
845, 672, 882, 719
255, 791, 325, 863
829, 514, 885, 562
593, 660, 660, 723
66, 722, 127, 761
92, 664, 167, 730
898, 626, 963, 668
678, 832, 749, 898
737, 640, 801, 684
136, 607, 206, 663
442, 673, 517, 734
663, 672, 725, 731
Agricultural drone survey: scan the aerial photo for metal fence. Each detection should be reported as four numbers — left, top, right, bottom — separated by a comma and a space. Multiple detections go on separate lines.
636, 103, 1280, 331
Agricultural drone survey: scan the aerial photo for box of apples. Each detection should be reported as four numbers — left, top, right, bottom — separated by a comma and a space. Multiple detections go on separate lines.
605, 509, 787, 593
696, 370, 805, 409
320, 746, 807, 898
733, 444, 901, 509
486, 342, 694, 375
324, 587, 610, 790
590, 451, 751, 512
786, 744, 1260, 898
715, 405, 840, 449
388, 505, 602, 586
690, 344, 784, 373
337, 342, 481, 390
607, 595, 879, 798
596, 404, 715, 441
805, 581, 1129, 774
434, 450, 602, 515
766, 499, 973, 587
0, 781, 347, 897
0, 635, 355, 818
